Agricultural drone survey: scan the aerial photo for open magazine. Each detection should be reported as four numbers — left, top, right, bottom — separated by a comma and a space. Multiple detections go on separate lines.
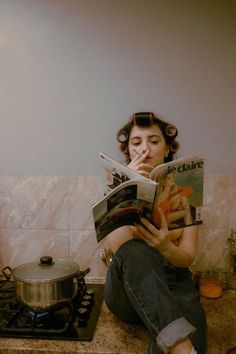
93, 152, 204, 243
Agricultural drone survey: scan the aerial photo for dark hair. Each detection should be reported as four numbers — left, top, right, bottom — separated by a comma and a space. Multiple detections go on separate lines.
116, 112, 180, 164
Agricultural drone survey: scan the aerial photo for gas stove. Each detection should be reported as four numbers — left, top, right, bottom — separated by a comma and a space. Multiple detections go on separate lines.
0, 279, 104, 341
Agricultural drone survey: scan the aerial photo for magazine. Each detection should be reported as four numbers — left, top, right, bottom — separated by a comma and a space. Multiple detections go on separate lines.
93, 152, 204, 242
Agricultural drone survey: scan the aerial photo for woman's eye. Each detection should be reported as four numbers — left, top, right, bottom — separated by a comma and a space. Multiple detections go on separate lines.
151, 140, 159, 144
132, 141, 141, 146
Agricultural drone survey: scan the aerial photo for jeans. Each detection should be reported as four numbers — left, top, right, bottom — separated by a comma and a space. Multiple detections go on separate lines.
104, 239, 207, 354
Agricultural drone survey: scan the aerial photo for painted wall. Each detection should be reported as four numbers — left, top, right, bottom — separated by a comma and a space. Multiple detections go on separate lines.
0, 0, 235, 176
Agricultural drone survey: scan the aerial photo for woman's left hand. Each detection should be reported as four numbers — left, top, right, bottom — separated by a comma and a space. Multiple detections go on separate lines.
134, 208, 171, 252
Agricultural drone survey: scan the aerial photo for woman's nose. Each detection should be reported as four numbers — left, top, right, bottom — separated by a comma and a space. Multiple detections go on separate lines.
140, 141, 148, 152
141, 148, 147, 154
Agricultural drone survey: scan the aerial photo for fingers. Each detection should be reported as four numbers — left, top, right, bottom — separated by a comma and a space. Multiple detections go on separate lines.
139, 217, 158, 235
135, 217, 171, 251
137, 170, 151, 178
135, 221, 157, 246
138, 211, 168, 236
137, 162, 153, 169
133, 149, 149, 163
128, 150, 153, 177
135, 223, 152, 239
136, 163, 153, 174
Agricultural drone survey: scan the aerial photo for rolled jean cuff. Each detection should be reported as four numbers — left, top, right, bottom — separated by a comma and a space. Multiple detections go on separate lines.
156, 317, 196, 353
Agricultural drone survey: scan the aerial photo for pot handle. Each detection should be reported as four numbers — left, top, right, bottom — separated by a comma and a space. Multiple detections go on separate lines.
2, 266, 13, 281
77, 267, 90, 280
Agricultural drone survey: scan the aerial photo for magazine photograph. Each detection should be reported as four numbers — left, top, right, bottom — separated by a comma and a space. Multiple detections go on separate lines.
93, 179, 156, 243
152, 159, 204, 230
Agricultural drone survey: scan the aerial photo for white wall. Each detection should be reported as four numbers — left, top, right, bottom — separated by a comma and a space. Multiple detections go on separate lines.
0, 0, 235, 176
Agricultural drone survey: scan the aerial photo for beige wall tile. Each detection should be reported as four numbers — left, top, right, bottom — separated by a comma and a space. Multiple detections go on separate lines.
69, 229, 107, 278
192, 229, 230, 272
228, 175, 236, 229
0, 177, 69, 229
0, 229, 69, 269
202, 175, 229, 230
68, 176, 102, 230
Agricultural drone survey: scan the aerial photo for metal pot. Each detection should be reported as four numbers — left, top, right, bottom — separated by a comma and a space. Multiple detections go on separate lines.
2, 256, 90, 311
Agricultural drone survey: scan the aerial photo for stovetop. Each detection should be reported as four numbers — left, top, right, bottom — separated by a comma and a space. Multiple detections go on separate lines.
0, 280, 104, 341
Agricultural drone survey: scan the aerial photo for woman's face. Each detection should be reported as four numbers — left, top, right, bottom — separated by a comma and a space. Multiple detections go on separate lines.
128, 124, 169, 168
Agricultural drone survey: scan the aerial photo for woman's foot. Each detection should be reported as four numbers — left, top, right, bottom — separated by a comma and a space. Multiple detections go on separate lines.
170, 338, 197, 354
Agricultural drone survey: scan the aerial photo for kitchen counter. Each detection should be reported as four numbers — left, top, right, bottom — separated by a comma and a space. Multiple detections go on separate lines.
0, 277, 150, 354
0, 285, 235, 354
0, 300, 150, 354
201, 289, 236, 354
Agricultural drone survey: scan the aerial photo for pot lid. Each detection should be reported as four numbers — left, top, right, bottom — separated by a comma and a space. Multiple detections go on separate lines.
12, 256, 80, 283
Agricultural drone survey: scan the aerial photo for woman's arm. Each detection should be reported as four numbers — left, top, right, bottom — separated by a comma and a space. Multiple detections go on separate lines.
106, 225, 134, 254
159, 225, 198, 267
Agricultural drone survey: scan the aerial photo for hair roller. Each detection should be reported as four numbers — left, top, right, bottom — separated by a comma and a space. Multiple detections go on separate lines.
116, 130, 128, 143
165, 124, 178, 138
132, 112, 155, 126
169, 140, 180, 153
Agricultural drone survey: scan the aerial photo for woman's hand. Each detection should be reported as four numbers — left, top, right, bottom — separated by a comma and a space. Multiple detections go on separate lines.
134, 208, 172, 253
127, 149, 153, 178
134, 207, 198, 267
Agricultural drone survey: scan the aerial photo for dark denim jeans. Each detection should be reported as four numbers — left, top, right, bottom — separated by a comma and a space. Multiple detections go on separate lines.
104, 239, 207, 354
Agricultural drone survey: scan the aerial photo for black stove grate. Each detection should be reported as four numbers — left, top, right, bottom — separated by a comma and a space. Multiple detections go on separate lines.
0, 281, 104, 341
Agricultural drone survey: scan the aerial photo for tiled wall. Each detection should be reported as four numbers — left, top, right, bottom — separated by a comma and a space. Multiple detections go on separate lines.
0, 175, 235, 278
192, 175, 236, 273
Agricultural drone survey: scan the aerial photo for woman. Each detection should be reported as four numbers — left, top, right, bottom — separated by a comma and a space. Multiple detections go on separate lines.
104, 112, 207, 354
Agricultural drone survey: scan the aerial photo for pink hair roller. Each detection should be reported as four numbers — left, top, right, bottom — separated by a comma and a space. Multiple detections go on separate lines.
116, 130, 128, 143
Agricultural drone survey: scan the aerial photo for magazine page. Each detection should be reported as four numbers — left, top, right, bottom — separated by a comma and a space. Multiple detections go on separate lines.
99, 152, 150, 195
151, 156, 204, 230
93, 179, 156, 243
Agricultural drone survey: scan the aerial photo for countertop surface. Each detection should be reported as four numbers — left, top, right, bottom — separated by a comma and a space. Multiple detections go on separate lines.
0, 301, 150, 354
201, 289, 236, 354
0, 283, 235, 354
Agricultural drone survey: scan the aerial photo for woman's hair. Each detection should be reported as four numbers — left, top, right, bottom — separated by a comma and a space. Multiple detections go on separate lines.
116, 112, 180, 164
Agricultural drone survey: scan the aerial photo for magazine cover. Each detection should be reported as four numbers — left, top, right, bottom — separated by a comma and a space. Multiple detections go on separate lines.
151, 157, 204, 230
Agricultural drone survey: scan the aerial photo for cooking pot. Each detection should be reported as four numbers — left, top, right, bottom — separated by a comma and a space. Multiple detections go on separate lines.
2, 256, 90, 311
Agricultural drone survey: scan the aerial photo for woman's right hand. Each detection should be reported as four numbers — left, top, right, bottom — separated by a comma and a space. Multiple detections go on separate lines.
134, 208, 171, 253
128, 150, 153, 178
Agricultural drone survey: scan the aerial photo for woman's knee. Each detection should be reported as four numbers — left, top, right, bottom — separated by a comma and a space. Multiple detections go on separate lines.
115, 238, 164, 266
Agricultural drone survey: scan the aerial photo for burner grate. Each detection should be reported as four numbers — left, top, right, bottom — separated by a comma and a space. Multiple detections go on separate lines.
0, 282, 104, 341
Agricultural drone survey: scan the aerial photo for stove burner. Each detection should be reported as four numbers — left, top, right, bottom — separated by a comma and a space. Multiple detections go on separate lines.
23, 309, 52, 329
28, 310, 50, 319
0, 280, 103, 341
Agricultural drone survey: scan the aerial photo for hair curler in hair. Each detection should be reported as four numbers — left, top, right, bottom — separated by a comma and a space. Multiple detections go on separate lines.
169, 140, 180, 153
116, 130, 128, 143
165, 124, 178, 137
132, 112, 155, 126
